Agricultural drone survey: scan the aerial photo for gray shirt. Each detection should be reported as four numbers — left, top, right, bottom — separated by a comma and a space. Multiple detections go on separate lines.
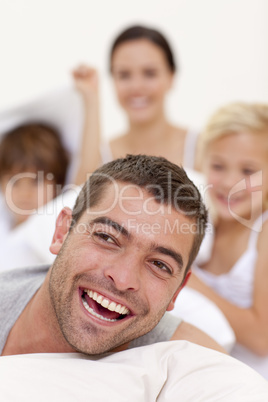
0, 265, 181, 354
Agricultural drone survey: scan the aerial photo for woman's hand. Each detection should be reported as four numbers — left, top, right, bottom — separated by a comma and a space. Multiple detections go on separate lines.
72, 65, 99, 100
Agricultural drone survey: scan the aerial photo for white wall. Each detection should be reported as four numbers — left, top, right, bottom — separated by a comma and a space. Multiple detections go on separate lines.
0, 0, 267, 139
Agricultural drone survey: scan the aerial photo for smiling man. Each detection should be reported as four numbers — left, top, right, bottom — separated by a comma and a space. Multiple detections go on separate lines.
0, 154, 223, 356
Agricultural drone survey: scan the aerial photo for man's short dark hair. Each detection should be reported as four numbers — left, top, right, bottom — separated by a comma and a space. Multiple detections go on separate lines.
71, 154, 207, 275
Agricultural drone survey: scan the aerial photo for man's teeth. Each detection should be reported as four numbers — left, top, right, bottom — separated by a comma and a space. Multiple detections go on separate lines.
86, 290, 130, 315
82, 299, 118, 322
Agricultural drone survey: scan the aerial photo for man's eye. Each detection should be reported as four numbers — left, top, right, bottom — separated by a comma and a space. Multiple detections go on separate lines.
152, 260, 172, 275
94, 232, 115, 244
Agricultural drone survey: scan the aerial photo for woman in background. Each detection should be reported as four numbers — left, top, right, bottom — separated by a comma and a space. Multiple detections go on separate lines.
73, 25, 200, 185
188, 102, 268, 379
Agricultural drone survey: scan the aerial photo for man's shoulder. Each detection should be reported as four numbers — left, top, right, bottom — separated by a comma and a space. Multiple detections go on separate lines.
0, 265, 49, 306
0, 264, 49, 283
0, 265, 50, 355
129, 313, 182, 349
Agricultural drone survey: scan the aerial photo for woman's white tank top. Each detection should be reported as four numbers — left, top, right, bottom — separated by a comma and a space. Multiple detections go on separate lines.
100, 128, 199, 170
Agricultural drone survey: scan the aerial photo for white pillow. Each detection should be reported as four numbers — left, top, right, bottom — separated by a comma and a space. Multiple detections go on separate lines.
0, 341, 267, 401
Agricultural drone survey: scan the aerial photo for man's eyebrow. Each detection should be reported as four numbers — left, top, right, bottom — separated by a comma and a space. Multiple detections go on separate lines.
90, 216, 130, 238
154, 246, 184, 271
89, 218, 184, 269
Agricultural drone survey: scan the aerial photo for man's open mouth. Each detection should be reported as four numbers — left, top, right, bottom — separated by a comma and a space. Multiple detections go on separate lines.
81, 289, 131, 322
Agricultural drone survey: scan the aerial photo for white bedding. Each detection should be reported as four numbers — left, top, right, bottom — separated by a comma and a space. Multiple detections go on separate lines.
172, 287, 235, 352
0, 341, 267, 401
0, 186, 80, 269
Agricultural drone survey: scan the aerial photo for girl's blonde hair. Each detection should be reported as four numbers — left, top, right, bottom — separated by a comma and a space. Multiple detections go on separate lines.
199, 102, 268, 160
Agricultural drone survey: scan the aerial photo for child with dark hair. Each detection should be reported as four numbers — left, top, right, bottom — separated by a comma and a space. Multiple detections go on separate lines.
0, 123, 69, 228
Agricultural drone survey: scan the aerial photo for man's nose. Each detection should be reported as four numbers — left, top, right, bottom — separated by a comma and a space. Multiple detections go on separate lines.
103, 255, 141, 292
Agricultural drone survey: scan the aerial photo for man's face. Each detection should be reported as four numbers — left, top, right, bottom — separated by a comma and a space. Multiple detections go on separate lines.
48, 182, 195, 355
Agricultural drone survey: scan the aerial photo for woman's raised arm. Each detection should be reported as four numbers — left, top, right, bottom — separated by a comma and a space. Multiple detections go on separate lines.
72, 65, 102, 185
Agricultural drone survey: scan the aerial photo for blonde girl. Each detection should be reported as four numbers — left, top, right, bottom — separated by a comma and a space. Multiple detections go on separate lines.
189, 102, 268, 379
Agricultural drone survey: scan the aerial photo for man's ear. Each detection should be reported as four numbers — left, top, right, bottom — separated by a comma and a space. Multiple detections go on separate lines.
49, 207, 73, 255
166, 270, 192, 311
